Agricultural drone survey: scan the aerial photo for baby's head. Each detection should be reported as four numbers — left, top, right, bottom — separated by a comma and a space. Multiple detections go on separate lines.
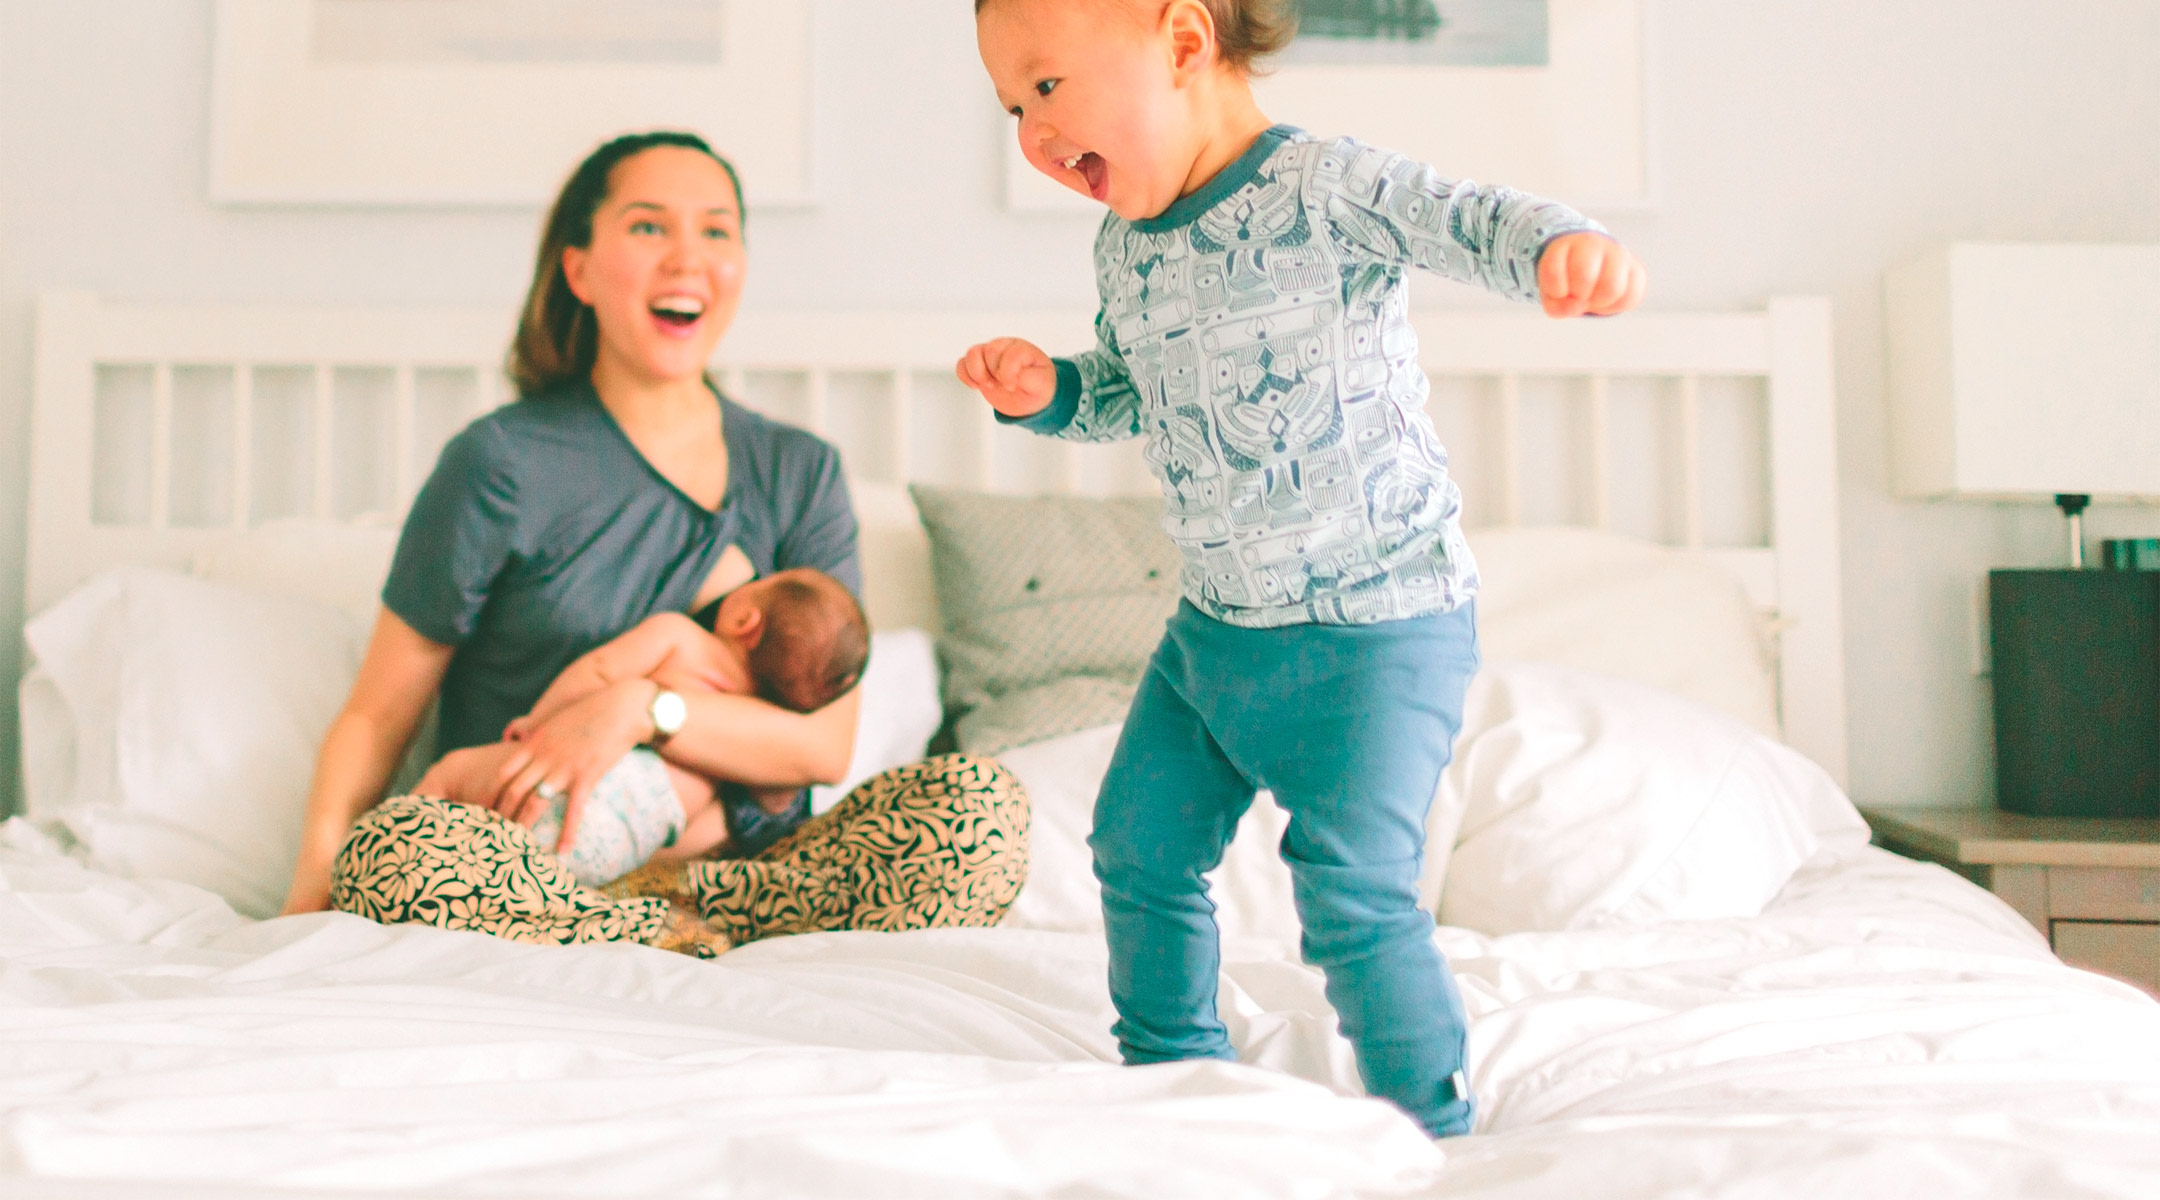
711, 568, 870, 713
976, 0, 1295, 220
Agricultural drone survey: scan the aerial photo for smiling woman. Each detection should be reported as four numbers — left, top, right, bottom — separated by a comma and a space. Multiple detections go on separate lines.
280, 131, 1030, 954
510, 132, 747, 400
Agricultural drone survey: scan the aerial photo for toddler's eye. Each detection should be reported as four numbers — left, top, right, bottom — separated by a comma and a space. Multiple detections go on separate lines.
702, 226, 732, 241
1035, 78, 1059, 98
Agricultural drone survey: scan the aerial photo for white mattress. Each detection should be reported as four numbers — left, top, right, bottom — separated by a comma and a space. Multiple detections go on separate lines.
3, 818, 2158, 1198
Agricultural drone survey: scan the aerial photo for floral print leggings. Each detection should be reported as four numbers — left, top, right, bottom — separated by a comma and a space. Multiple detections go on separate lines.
330, 754, 1029, 958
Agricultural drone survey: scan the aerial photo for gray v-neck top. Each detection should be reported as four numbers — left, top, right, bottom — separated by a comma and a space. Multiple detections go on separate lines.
383, 379, 860, 755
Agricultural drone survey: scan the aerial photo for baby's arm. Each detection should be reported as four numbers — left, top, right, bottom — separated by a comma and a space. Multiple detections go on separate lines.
1316, 143, 1641, 316
514, 613, 727, 737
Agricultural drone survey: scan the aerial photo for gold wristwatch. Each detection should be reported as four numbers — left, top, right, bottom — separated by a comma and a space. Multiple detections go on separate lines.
647, 688, 687, 747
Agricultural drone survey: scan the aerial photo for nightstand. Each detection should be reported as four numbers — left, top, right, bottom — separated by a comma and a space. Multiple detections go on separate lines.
1860, 806, 2160, 998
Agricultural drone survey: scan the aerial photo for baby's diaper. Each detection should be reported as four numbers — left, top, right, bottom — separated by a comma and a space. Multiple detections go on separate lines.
529, 748, 684, 887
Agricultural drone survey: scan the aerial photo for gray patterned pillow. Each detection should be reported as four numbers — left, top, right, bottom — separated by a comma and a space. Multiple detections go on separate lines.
908, 485, 1181, 752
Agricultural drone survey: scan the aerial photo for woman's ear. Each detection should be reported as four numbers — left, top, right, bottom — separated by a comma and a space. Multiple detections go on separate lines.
561, 245, 593, 305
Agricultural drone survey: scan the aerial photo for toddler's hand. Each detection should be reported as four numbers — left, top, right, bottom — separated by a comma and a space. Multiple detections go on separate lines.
956, 338, 1057, 418
1537, 233, 1647, 319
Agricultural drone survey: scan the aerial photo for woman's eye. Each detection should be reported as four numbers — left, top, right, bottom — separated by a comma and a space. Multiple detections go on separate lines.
1034, 79, 1059, 99
630, 219, 663, 235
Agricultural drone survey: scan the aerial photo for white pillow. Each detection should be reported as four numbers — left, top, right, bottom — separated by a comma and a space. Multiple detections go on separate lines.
192, 520, 400, 630
810, 629, 944, 813
23, 567, 367, 918
995, 662, 1868, 942
851, 480, 939, 635
18, 665, 77, 818
1469, 527, 1780, 738
1428, 662, 1870, 934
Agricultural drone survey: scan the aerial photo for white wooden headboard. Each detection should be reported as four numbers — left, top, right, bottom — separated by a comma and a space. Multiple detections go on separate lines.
27, 290, 1846, 782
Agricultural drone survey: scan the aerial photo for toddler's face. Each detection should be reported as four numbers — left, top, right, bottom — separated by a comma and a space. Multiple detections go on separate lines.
978, 0, 1197, 221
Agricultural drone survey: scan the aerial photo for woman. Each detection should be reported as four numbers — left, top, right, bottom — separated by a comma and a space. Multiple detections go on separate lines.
280, 131, 1026, 955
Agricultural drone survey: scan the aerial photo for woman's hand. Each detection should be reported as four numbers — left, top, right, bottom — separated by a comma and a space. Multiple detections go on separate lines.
413, 742, 521, 807
493, 678, 658, 852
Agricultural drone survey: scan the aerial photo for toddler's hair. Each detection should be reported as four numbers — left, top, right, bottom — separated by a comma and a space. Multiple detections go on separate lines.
976, 0, 1298, 72
750, 571, 871, 714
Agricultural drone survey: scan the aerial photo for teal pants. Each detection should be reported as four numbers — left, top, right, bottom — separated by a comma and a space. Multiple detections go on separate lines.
1091, 600, 1479, 1137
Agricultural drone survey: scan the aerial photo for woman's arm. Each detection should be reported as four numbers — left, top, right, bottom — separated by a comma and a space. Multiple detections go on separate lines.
665, 683, 860, 791
280, 609, 454, 915
493, 677, 860, 847
510, 613, 743, 739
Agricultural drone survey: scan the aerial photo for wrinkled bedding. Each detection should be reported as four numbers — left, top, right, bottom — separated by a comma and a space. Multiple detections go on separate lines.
4, 818, 2158, 1199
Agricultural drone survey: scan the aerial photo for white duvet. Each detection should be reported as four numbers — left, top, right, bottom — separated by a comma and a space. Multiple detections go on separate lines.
5, 811, 2159, 1199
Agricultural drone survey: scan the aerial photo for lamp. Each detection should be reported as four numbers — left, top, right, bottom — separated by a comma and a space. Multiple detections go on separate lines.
1886, 241, 2160, 558
1885, 242, 2160, 819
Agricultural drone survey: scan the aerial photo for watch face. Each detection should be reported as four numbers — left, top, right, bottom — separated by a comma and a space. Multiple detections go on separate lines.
652, 690, 688, 736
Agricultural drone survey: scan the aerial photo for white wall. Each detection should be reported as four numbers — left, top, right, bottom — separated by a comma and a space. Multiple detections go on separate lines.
3, 0, 2158, 814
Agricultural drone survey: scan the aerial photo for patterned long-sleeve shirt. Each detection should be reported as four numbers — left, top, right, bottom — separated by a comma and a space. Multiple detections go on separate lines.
1008, 125, 1603, 628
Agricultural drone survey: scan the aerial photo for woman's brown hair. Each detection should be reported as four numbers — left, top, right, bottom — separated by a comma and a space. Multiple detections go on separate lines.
975, 0, 1298, 72
507, 131, 746, 398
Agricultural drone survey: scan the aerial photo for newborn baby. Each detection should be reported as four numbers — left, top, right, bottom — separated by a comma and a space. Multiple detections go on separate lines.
417, 567, 869, 886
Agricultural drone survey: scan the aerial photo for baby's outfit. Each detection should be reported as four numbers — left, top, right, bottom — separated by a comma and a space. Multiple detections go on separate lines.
1006, 125, 1600, 1136
529, 748, 684, 887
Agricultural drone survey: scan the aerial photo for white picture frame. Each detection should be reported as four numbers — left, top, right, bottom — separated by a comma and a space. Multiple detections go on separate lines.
210, 0, 815, 208
1005, 0, 1649, 215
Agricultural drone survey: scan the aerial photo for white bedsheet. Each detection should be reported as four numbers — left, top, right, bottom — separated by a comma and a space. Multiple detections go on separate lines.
4, 819, 2158, 1199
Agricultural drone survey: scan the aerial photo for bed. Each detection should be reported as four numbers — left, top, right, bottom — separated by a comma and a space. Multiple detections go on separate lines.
8, 291, 2158, 1199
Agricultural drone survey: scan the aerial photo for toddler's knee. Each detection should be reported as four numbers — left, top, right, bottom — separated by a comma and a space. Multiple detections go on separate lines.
1286, 856, 1430, 948
1088, 823, 1221, 896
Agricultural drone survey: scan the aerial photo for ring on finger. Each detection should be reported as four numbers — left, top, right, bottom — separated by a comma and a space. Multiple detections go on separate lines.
534, 780, 566, 804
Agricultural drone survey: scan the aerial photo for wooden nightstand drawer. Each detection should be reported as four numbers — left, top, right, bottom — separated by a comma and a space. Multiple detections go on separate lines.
2052, 921, 2160, 994
1862, 808, 2160, 999
2046, 867, 2160, 921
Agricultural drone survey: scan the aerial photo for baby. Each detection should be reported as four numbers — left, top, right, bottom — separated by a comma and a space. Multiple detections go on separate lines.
417, 567, 869, 887
959, 0, 1645, 1138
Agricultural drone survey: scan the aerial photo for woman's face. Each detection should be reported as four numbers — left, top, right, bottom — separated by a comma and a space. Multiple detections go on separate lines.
562, 146, 746, 388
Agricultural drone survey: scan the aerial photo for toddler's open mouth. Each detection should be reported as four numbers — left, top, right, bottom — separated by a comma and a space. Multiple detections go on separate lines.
1057, 151, 1109, 202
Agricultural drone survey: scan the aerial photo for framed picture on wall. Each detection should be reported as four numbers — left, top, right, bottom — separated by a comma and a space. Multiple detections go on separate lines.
1004, 0, 1649, 215
210, 0, 814, 207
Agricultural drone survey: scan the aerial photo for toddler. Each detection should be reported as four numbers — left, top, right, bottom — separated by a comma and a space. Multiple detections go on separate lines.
418, 567, 869, 887
959, 0, 1645, 1137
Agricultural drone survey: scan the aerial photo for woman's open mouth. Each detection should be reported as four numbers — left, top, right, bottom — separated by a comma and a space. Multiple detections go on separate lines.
650, 296, 706, 334
1057, 152, 1109, 202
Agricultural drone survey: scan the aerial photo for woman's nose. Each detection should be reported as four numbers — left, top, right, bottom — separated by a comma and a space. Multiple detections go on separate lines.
659, 228, 705, 272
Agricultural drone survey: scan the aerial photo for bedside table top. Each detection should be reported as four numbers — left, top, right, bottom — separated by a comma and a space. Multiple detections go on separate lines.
1860, 806, 2160, 869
